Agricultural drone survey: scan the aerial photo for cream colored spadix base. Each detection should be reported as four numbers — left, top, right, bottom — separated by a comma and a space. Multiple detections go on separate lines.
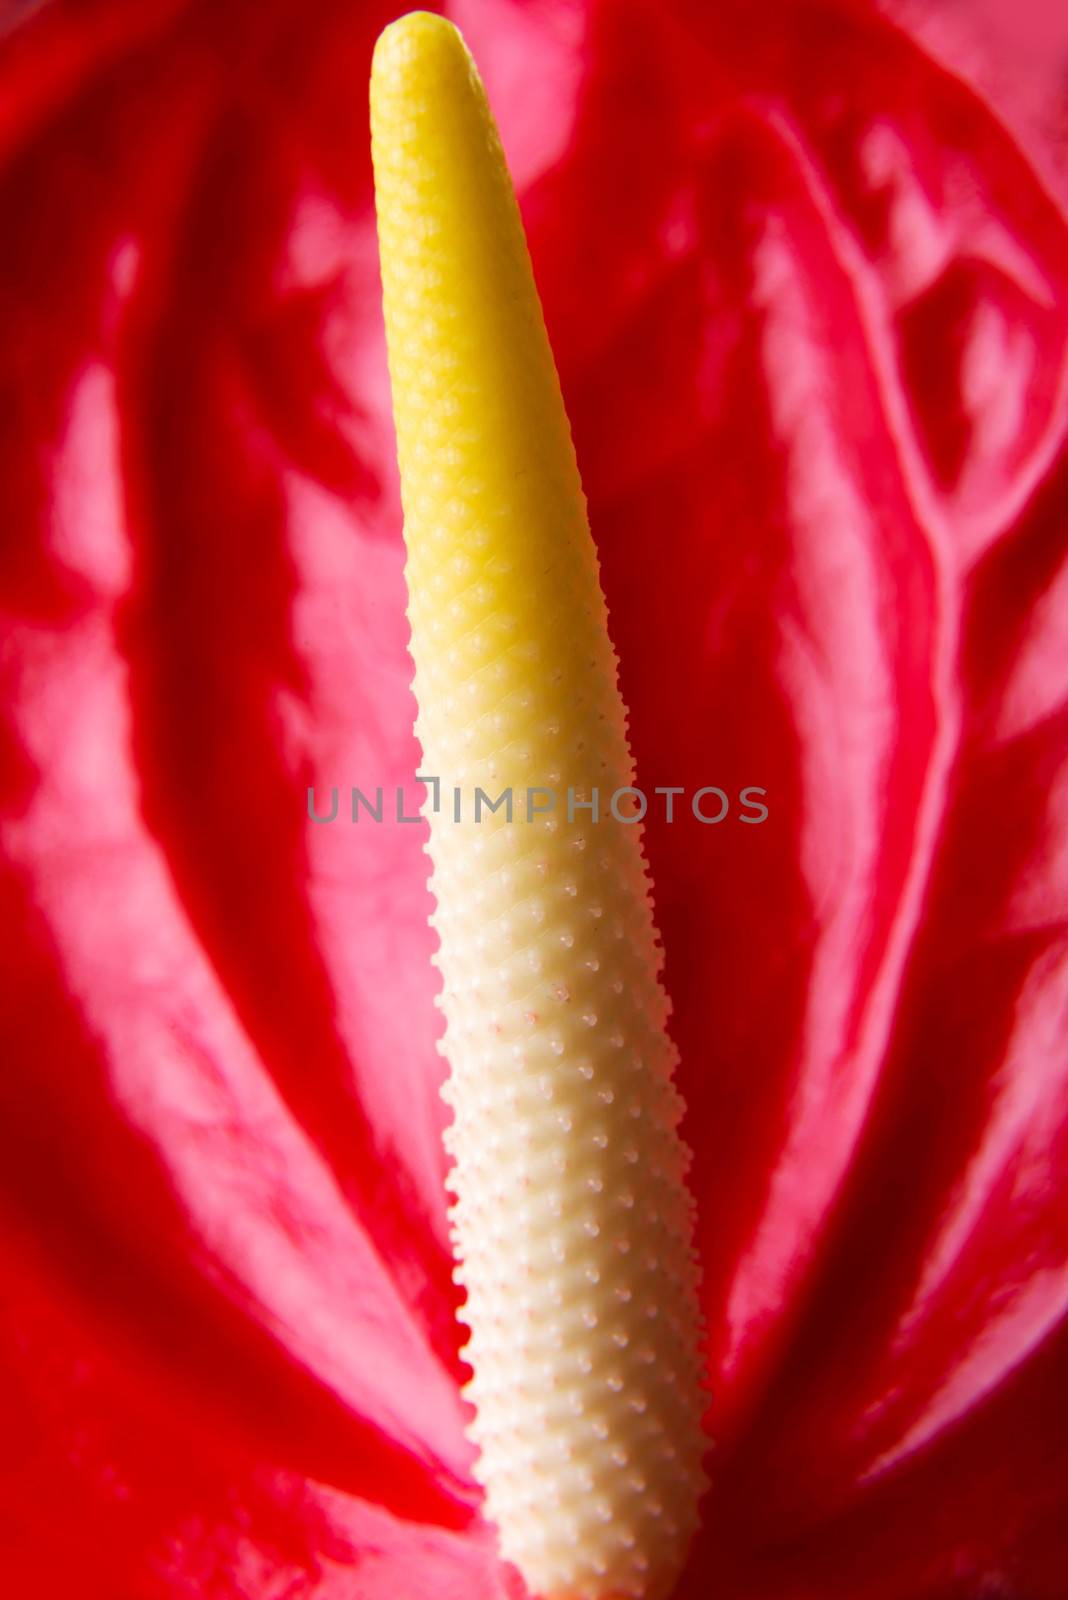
371, 13, 706, 1598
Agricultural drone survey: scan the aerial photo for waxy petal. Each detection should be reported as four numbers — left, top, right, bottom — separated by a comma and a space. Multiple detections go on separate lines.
1, 2, 1066, 1597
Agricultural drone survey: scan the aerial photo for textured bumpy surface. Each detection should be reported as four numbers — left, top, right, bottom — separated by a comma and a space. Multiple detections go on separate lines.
371, 14, 706, 1598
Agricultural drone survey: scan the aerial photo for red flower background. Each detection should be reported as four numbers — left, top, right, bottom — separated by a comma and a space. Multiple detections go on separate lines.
2, 0, 1067, 1595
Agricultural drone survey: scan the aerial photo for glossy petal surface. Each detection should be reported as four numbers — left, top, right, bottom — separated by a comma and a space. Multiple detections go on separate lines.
1, 2, 1066, 1597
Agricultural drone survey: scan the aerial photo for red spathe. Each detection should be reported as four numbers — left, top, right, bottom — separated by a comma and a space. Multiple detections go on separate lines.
0, 1, 1066, 1596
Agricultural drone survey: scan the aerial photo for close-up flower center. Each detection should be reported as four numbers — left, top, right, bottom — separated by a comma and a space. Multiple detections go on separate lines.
1, 3, 1066, 1599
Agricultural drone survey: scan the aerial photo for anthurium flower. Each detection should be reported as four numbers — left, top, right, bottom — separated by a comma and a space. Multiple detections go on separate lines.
1, 0, 1066, 1597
